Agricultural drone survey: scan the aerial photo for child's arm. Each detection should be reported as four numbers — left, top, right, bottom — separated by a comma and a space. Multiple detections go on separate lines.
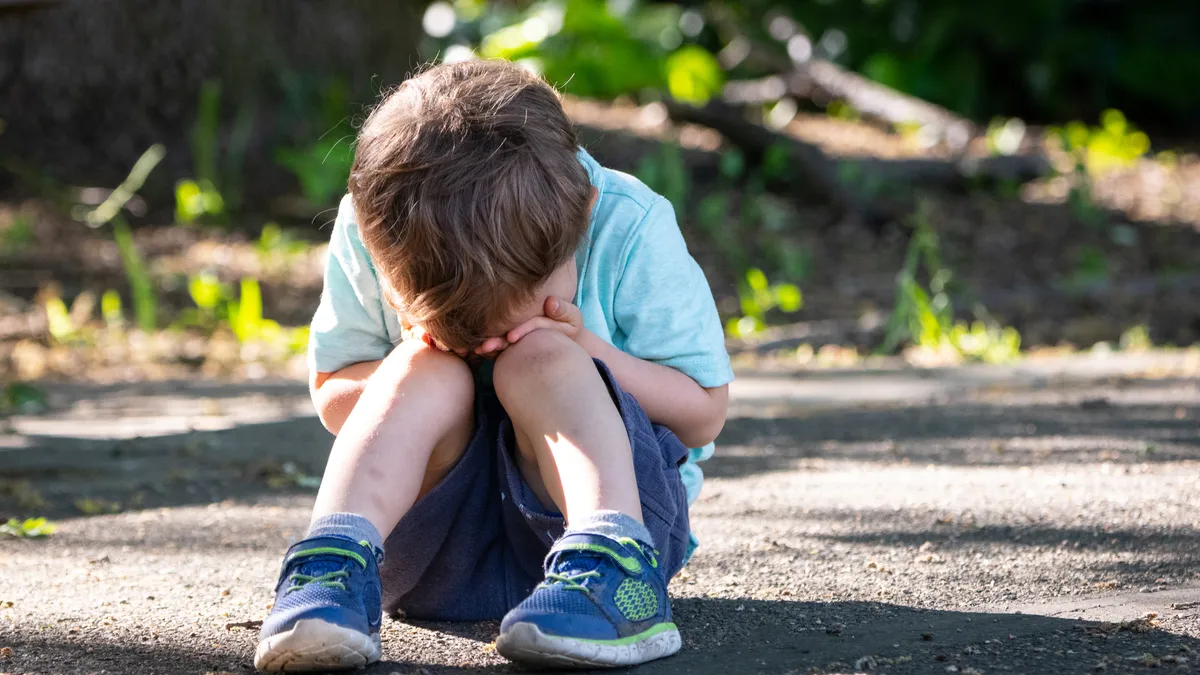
311, 361, 382, 434
313, 324, 447, 434
502, 297, 729, 448
580, 331, 729, 448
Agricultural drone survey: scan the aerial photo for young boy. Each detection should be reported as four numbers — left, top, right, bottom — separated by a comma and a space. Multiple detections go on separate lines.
254, 59, 732, 671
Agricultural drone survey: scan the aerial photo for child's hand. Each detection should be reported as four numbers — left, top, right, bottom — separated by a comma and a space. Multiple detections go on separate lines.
472, 297, 583, 356
506, 296, 583, 344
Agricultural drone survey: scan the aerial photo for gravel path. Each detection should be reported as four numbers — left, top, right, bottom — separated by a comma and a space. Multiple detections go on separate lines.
2, 354, 1198, 674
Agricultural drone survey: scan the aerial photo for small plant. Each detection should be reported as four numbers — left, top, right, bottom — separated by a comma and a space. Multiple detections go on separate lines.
256, 223, 311, 263
882, 201, 1021, 363
42, 292, 77, 344
0, 213, 33, 252
84, 145, 164, 332
1069, 245, 1111, 289
1, 517, 55, 538
1049, 110, 1151, 231
175, 80, 255, 223
100, 290, 124, 331
182, 274, 309, 355
175, 178, 225, 225
1119, 325, 1152, 352
275, 79, 354, 210
726, 268, 803, 338
74, 498, 120, 515
275, 135, 353, 210
0, 383, 47, 416
1053, 110, 1151, 176
0, 480, 46, 510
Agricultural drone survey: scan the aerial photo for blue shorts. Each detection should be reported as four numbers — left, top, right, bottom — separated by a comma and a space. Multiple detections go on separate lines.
378, 359, 692, 621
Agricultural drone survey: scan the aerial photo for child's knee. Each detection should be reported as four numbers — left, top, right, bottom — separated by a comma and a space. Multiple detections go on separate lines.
386, 340, 474, 397
493, 329, 590, 400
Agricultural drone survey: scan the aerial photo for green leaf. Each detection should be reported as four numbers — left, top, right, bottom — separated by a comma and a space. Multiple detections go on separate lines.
44, 293, 74, 343
1, 517, 56, 538
175, 179, 225, 225
230, 278, 264, 342
774, 284, 803, 312
745, 268, 769, 293
665, 45, 724, 105
101, 289, 123, 328
188, 273, 225, 311
113, 217, 157, 332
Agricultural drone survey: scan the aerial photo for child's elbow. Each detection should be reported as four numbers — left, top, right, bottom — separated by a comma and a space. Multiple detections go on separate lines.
677, 385, 729, 448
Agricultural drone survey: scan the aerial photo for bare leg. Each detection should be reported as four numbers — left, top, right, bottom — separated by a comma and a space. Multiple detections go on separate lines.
492, 329, 643, 523
311, 340, 476, 539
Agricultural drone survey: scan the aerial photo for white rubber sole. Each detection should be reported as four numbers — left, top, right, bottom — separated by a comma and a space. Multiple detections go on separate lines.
254, 618, 382, 672
495, 621, 682, 669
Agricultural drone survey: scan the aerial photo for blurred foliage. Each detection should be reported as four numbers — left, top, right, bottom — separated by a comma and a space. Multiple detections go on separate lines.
438, 1, 1199, 128
726, 268, 803, 338
82, 145, 164, 332
1051, 109, 1151, 177
175, 80, 252, 224
184, 274, 309, 354
1, 517, 55, 538
723, 0, 1200, 126
274, 77, 354, 210
0, 382, 47, 416
882, 202, 1020, 363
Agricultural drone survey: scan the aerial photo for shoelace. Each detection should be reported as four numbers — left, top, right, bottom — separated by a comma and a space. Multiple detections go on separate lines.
286, 570, 350, 593
539, 570, 601, 593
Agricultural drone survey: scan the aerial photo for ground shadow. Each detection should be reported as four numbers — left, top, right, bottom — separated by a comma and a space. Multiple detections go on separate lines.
711, 378, 1200, 479
0, 415, 333, 520
8, 597, 1198, 674
3, 377, 1198, 519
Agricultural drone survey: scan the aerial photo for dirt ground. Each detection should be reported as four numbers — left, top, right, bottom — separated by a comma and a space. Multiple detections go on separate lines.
1, 352, 1198, 674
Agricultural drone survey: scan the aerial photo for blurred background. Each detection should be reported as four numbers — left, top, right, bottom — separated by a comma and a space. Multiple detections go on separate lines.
1, 0, 1199, 393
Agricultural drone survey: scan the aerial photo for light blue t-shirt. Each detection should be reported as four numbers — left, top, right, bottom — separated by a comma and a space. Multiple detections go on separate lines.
309, 148, 734, 545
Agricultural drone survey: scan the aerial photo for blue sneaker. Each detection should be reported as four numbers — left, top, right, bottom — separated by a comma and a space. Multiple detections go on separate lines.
254, 536, 383, 672
496, 533, 681, 668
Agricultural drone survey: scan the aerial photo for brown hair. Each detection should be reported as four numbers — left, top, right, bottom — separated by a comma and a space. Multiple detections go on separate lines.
349, 60, 591, 351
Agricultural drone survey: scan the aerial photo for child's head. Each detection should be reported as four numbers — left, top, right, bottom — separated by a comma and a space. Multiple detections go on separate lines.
350, 59, 592, 352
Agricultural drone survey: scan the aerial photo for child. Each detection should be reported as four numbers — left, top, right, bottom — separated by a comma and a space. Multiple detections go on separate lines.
254, 60, 732, 671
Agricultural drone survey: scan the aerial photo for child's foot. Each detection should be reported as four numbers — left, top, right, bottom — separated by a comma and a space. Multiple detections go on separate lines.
254, 536, 383, 672
496, 533, 681, 668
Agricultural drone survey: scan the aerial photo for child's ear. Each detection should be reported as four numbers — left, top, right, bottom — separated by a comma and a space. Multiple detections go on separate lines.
587, 186, 599, 212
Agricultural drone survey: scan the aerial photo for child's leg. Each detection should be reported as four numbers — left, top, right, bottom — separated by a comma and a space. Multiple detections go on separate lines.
256, 340, 475, 672
311, 339, 476, 539
491, 329, 682, 668
492, 328, 642, 523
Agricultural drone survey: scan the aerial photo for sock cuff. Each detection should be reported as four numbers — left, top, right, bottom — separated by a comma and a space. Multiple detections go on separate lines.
307, 512, 385, 554
565, 509, 655, 548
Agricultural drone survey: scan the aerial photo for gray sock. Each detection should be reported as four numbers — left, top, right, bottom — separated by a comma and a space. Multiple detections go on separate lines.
307, 512, 385, 554
565, 510, 654, 547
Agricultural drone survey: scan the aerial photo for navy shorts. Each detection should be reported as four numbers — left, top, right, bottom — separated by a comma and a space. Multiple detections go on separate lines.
378, 359, 692, 621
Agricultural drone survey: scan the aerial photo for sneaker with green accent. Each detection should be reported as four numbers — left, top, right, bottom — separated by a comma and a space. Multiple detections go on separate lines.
496, 532, 681, 668
254, 536, 383, 672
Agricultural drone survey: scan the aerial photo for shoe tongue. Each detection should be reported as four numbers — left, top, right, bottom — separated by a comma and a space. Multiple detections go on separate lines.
288, 537, 367, 576
547, 533, 633, 576
295, 556, 347, 577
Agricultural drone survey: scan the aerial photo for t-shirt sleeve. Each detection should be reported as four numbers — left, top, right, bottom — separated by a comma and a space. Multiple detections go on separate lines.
613, 197, 734, 388
308, 196, 396, 374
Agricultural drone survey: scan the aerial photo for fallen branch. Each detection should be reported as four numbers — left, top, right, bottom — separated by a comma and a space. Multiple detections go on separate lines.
725, 59, 974, 146
663, 98, 877, 217
663, 98, 1049, 219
